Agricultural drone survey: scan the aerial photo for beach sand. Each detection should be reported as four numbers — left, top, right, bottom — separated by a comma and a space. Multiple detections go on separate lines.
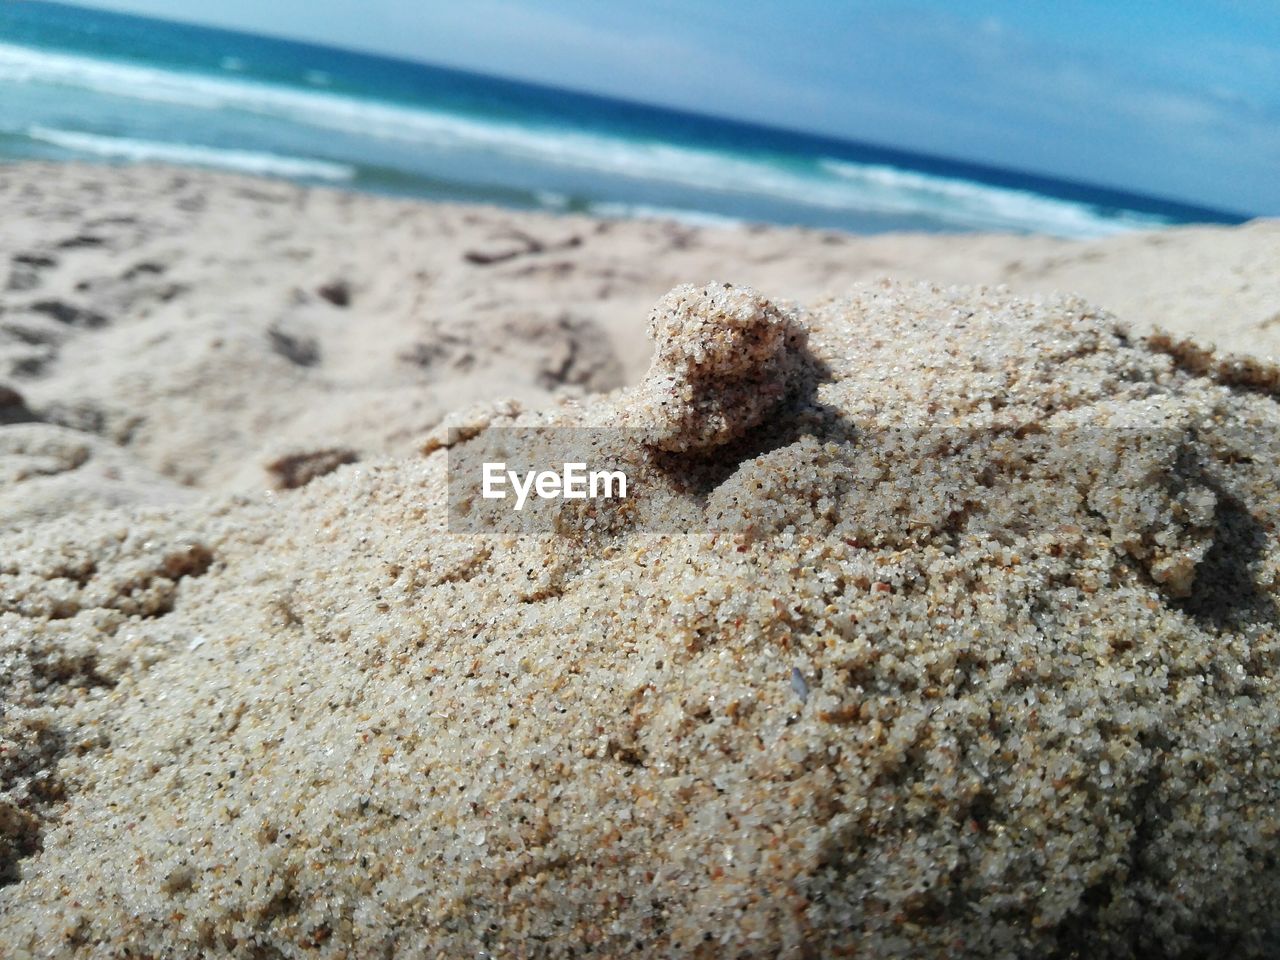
2, 162, 1278, 510
1, 163, 1278, 957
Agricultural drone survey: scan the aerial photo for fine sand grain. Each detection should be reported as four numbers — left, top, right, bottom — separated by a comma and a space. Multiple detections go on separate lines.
2, 188, 1279, 959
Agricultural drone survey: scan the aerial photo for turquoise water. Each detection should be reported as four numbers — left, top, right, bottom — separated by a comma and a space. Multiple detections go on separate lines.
0, 1, 1246, 238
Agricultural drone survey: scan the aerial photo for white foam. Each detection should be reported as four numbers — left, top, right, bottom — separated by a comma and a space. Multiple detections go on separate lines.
0, 40, 1166, 238
817, 159, 1159, 238
27, 126, 356, 182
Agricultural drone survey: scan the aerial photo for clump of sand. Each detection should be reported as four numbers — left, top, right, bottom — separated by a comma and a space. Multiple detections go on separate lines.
2, 280, 1278, 957
621, 284, 810, 452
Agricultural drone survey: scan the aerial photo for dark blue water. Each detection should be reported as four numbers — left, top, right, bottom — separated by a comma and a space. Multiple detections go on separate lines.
0, 1, 1247, 237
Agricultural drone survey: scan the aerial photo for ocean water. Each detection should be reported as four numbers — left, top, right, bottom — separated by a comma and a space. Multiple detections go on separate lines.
0, 1, 1246, 238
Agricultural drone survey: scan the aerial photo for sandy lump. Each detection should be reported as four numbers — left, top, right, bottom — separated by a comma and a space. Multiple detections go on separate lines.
620, 283, 812, 453
1, 282, 1278, 958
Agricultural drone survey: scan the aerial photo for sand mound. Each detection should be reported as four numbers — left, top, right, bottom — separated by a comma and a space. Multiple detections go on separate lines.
2, 282, 1278, 958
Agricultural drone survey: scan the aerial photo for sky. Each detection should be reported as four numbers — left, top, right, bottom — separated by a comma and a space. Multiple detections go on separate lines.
65, 0, 1280, 214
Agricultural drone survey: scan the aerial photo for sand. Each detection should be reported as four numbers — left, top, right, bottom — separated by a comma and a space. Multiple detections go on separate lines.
1, 163, 1279, 957
2, 162, 1279, 506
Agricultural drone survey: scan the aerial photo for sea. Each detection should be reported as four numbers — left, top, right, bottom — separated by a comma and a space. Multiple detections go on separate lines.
0, 1, 1247, 239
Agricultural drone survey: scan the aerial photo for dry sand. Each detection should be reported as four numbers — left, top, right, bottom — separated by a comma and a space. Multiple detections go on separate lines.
2, 162, 1278, 510
1, 163, 1279, 957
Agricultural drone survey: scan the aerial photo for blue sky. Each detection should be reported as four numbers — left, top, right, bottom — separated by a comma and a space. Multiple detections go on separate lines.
72, 0, 1280, 214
